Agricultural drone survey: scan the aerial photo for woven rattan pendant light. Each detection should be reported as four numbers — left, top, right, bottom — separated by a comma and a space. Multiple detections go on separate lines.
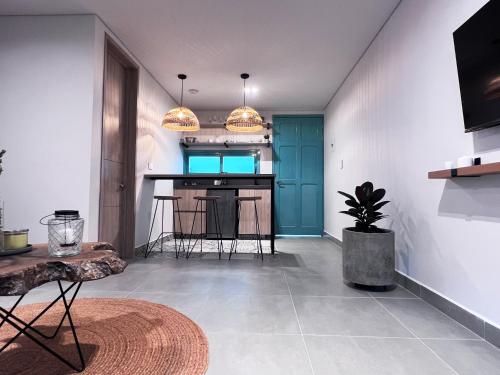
226, 73, 263, 132
162, 74, 200, 132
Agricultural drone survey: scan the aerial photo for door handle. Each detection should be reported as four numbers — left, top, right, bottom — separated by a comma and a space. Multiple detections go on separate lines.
277, 181, 285, 188
119, 183, 126, 190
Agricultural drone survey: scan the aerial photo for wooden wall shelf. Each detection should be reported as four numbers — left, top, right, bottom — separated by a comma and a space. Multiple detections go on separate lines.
199, 122, 272, 129
180, 141, 272, 149
428, 162, 500, 179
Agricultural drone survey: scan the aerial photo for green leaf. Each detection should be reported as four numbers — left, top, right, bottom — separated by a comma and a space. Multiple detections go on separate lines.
345, 199, 360, 209
372, 200, 390, 211
370, 189, 386, 203
355, 185, 368, 205
361, 181, 373, 197
365, 217, 380, 225
338, 191, 356, 202
339, 210, 361, 219
348, 209, 363, 216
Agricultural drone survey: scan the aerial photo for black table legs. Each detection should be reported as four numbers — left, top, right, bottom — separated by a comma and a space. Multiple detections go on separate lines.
0, 281, 85, 372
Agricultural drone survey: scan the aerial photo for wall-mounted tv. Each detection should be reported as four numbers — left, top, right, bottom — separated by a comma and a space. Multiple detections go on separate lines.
453, 0, 500, 132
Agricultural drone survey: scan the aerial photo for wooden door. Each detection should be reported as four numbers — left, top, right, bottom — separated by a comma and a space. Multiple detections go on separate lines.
99, 37, 138, 258
273, 115, 324, 235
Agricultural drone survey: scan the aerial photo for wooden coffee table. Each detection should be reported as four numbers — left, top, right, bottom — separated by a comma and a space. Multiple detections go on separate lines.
0, 242, 127, 372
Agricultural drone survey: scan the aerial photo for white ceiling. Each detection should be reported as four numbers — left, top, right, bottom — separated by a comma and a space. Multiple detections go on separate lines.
0, 0, 399, 110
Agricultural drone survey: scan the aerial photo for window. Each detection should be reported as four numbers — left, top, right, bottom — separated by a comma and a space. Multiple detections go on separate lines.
223, 156, 255, 173
185, 151, 259, 174
188, 156, 221, 174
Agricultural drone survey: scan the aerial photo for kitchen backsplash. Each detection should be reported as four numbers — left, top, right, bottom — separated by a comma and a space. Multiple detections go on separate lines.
182, 127, 271, 144
181, 110, 273, 173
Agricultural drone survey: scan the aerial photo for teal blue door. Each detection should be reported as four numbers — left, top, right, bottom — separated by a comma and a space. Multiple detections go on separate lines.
273, 115, 324, 235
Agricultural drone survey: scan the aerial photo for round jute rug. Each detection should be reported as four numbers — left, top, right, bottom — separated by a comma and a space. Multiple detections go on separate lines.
0, 298, 208, 375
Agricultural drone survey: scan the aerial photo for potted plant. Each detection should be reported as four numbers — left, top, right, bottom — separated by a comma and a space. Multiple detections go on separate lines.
338, 181, 395, 287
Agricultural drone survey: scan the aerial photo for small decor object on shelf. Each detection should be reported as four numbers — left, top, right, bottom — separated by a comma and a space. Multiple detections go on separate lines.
40, 210, 84, 257
457, 156, 474, 168
338, 181, 395, 288
457, 156, 473, 168
444, 161, 455, 169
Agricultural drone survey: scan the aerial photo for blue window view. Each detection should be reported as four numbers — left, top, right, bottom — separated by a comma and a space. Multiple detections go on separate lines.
223, 156, 255, 173
188, 156, 221, 173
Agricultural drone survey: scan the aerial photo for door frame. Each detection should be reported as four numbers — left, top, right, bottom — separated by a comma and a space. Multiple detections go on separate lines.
272, 114, 324, 236
98, 35, 139, 258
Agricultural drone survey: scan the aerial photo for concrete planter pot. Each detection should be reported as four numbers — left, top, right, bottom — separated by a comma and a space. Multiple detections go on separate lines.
342, 228, 395, 287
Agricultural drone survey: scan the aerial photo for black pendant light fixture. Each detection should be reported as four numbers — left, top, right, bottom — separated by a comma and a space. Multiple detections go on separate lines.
226, 73, 263, 132
162, 74, 200, 132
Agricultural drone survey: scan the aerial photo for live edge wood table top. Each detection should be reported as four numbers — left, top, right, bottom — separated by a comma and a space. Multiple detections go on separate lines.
0, 242, 127, 296
0, 243, 127, 372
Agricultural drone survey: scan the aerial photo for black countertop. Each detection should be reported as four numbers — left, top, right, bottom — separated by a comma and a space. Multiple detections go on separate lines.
174, 185, 271, 190
144, 174, 275, 180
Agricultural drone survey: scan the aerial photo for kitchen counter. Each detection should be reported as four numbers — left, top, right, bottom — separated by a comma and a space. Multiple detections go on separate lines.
144, 173, 275, 179
173, 185, 271, 190
145, 173, 274, 189
142, 174, 276, 253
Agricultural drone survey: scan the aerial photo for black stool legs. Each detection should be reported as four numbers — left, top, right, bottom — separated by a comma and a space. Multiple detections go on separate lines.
144, 196, 184, 258
186, 198, 201, 257
173, 199, 185, 256
186, 197, 224, 259
253, 199, 264, 261
229, 200, 241, 260
230, 197, 264, 261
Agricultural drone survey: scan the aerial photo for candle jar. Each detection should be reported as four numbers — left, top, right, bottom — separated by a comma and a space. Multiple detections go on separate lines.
3, 229, 29, 249
42, 210, 84, 257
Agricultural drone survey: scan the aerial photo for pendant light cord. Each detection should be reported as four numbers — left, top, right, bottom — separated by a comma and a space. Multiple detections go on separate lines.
243, 78, 246, 107
180, 79, 184, 107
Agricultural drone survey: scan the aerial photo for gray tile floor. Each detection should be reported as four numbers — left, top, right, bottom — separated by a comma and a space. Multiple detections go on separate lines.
2, 238, 500, 374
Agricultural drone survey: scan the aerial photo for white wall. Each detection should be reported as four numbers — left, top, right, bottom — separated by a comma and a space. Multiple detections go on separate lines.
0, 15, 183, 249
324, 0, 500, 327
0, 16, 97, 242
133, 71, 183, 247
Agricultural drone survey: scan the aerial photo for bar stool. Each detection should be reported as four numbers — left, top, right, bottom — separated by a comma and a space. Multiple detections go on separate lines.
230, 196, 264, 261
187, 196, 224, 259
144, 195, 184, 258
